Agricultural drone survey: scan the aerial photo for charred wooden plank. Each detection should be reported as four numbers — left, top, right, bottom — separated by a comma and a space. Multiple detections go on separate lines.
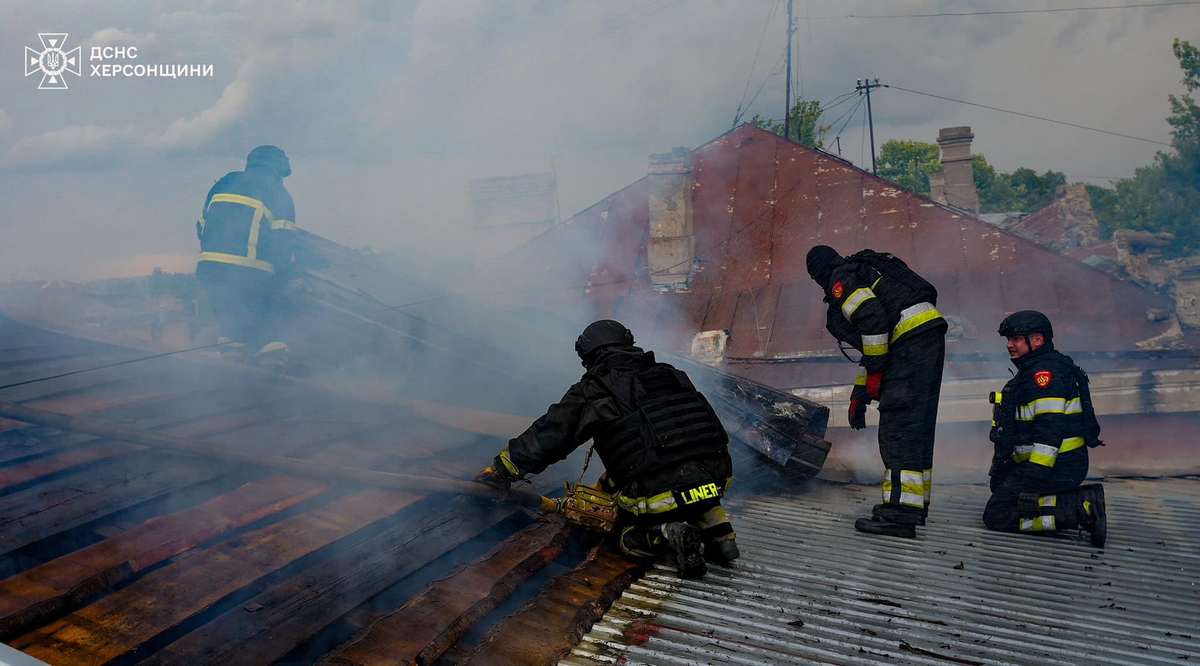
461, 545, 645, 666
319, 516, 569, 666
9, 488, 421, 665
0, 474, 326, 641
0, 428, 96, 467
0, 442, 135, 492
144, 497, 524, 666
0, 453, 227, 556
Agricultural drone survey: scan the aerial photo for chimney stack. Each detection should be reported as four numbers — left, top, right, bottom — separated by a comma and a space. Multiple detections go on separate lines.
647, 147, 695, 289
933, 126, 979, 212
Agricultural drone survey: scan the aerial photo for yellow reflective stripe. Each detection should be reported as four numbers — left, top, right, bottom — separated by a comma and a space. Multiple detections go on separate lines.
206, 193, 280, 262
1028, 442, 1060, 467
617, 489, 678, 516
1019, 515, 1056, 532
197, 216, 206, 232
854, 369, 867, 386
881, 468, 892, 503
899, 469, 925, 507
1017, 397, 1082, 421
498, 449, 521, 477
841, 287, 877, 319
197, 251, 274, 273
246, 207, 265, 261
1011, 444, 1034, 463
862, 333, 889, 356
923, 469, 933, 507
1060, 436, 1086, 453
269, 218, 296, 231
209, 192, 268, 212
892, 302, 942, 342
1038, 495, 1057, 508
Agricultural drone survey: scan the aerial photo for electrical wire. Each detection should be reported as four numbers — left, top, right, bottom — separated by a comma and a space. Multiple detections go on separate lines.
734, 0, 782, 127
807, 1, 1200, 19
884, 84, 1172, 147
0, 341, 234, 393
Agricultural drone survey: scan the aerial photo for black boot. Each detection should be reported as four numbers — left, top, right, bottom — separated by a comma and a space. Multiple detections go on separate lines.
705, 537, 740, 565
855, 516, 916, 538
872, 503, 926, 526
659, 522, 707, 579
1079, 484, 1107, 548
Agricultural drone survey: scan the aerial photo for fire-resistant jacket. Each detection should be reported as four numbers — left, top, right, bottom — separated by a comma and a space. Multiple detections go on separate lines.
196, 166, 297, 274
989, 345, 1091, 475
501, 346, 732, 519
821, 258, 945, 373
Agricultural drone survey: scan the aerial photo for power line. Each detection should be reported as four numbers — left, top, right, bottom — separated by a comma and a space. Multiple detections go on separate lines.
808, 1, 1200, 19
0, 341, 234, 393
885, 84, 1173, 147
733, 0, 782, 127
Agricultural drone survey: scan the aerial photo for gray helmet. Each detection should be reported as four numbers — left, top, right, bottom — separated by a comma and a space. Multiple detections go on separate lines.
246, 145, 291, 177
998, 310, 1053, 340
575, 320, 634, 363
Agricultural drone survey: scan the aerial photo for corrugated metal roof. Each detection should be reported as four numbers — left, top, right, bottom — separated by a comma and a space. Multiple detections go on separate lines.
564, 478, 1200, 665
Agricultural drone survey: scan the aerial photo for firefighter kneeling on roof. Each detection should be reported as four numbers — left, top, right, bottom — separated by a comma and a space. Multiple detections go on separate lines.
475, 320, 737, 579
984, 310, 1107, 547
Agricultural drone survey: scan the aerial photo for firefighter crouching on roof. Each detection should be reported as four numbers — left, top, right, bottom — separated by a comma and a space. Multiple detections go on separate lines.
806, 246, 948, 538
195, 145, 298, 366
984, 310, 1107, 547
475, 320, 737, 579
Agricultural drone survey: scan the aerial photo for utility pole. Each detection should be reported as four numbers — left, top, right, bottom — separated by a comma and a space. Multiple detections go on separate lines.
783, 0, 794, 141
855, 77, 882, 174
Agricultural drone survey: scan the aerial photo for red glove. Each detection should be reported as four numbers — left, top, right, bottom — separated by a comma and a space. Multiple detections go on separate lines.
865, 372, 883, 401
848, 398, 867, 430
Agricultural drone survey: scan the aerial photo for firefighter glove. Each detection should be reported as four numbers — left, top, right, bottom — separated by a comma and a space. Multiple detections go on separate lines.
474, 457, 518, 491
848, 383, 870, 430
865, 372, 883, 401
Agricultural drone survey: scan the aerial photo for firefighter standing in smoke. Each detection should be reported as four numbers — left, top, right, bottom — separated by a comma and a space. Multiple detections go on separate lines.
475, 320, 737, 579
806, 246, 948, 538
195, 145, 297, 362
984, 310, 1107, 546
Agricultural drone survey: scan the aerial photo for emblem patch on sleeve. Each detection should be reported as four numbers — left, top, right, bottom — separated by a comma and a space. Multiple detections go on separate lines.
1034, 370, 1053, 388
832, 280, 844, 299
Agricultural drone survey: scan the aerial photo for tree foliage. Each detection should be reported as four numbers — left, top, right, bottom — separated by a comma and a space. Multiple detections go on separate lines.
750, 98, 829, 149
877, 140, 941, 193
1086, 39, 1200, 255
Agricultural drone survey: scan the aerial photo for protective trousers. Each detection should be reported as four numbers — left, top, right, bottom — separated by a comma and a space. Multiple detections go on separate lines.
983, 452, 1088, 533
877, 328, 945, 517
198, 264, 281, 350
618, 503, 734, 559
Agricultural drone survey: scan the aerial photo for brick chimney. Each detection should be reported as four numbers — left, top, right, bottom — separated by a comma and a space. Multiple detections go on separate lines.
647, 147, 695, 289
933, 126, 979, 212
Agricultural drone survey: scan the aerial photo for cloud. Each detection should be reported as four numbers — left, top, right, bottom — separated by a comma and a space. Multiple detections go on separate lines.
0, 109, 11, 134
2, 124, 136, 169
86, 27, 159, 51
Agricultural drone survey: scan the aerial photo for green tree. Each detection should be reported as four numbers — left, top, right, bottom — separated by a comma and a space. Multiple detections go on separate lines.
750, 98, 829, 149
877, 140, 941, 194
1087, 39, 1200, 255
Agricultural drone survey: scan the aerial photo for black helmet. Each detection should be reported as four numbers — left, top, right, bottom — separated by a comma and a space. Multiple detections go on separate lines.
575, 320, 634, 362
998, 310, 1053, 340
806, 245, 842, 285
246, 145, 291, 178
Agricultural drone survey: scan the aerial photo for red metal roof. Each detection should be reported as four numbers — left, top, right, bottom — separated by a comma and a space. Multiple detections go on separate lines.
491, 125, 1173, 387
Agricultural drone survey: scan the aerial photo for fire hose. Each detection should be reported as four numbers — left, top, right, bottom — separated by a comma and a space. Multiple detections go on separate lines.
0, 400, 618, 534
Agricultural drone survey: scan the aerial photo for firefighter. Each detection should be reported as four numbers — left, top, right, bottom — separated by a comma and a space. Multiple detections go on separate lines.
806, 245, 948, 538
983, 310, 1107, 547
195, 145, 297, 363
475, 320, 737, 579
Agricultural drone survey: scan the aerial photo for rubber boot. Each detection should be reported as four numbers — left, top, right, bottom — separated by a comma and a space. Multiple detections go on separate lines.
854, 516, 916, 538
705, 536, 740, 565
872, 503, 925, 526
659, 522, 707, 579
1079, 484, 1107, 548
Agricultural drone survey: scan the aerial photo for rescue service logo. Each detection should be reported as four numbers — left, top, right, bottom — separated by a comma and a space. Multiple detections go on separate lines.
24, 33, 81, 90
831, 281, 845, 299
1034, 370, 1053, 388
21, 33, 214, 91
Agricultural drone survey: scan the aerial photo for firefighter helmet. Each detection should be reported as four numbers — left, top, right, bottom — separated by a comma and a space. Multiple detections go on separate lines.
806, 245, 842, 285
246, 145, 291, 178
575, 320, 634, 362
998, 310, 1054, 341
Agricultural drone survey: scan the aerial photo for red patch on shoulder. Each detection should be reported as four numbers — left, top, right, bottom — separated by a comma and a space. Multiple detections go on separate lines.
1034, 370, 1053, 388
831, 280, 844, 299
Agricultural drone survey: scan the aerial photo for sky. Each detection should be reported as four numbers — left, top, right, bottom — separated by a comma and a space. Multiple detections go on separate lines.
0, 0, 1196, 282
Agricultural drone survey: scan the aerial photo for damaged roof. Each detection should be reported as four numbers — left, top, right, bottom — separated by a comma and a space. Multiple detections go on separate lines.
567, 478, 1200, 665
492, 125, 1177, 387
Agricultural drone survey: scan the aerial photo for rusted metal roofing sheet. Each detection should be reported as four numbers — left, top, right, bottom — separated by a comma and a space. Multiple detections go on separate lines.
565, 478, 1200, 665
491, 125, 1177, 390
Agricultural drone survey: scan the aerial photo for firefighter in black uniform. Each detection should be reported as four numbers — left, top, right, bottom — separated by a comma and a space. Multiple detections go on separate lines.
475, 320, 737, 579
806, 246, 948, 538
195, 145, 298, 361
984, 310, 1107, 546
